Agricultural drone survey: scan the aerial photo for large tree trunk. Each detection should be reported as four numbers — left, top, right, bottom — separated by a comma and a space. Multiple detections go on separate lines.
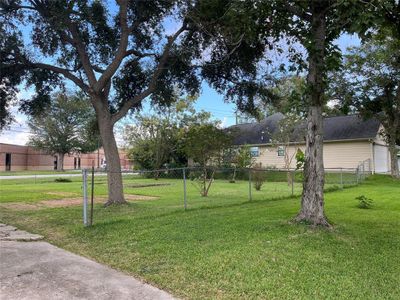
295, 3, 330, 227
58, 153, 65, 171
296, 106, 329, 226
390, 88, 400, 178
94, 98, 126, 205
388, 130, 399, 178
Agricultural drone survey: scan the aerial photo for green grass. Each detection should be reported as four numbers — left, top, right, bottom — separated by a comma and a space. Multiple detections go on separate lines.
0, 175, 399, 299
0, 169, 81, 176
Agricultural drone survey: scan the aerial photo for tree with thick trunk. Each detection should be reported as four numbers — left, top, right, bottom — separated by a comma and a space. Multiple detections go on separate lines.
1, 1, 383, 209
276, 0, 376, 226
390, 85, 400, 178
293, 4, 330, 226
388, 129, 399, 178
2, 1, 252, 205
57, 153, 65, 171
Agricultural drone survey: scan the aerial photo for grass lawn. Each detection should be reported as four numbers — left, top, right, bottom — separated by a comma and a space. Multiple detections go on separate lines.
0, 169, 81, 176
0, 175, 399, 299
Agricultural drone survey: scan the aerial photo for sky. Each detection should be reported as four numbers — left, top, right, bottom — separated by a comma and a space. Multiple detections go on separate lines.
0, 5, 361, 146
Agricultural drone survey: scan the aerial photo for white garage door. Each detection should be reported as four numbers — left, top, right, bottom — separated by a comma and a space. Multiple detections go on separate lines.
374, 144, 389, 173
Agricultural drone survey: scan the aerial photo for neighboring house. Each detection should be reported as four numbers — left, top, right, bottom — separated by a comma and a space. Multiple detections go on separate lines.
0, 143, 133, 171
228, 113, 399, 174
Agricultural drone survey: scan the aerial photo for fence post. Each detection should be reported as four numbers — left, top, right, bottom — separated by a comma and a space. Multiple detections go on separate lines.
291, 170, 294, 196
362, 163, 365, 181
340, 168, 343, 189
248, 168, 252, 201
356, 167, 359, 185
82, 169, 88, 226
183, 168, 187, 210
90, 163, 94, 226
368, 158, 371, 174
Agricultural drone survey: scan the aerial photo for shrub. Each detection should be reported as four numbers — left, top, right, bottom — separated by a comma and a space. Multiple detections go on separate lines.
356, 195, 373, 209
54, 177, 72, 183
252, 163, 266, 191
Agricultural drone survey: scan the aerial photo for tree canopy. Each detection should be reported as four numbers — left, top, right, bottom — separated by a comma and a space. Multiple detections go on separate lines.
28, 92, 99, 170
124, 95, 211, 170
0, 0, 275, 204
330, 32, 400, 177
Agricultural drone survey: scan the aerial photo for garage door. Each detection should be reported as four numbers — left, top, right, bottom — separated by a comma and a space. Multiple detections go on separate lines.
374, 144, 389, 173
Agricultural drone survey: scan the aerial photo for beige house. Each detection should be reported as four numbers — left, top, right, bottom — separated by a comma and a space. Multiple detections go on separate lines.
229, 113, 399, 173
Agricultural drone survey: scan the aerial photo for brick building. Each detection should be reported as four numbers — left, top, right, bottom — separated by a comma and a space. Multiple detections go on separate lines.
0, 143, 133, 171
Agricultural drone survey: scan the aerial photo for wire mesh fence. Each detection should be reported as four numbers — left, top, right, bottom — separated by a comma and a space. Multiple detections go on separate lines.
81, 162, 372, 226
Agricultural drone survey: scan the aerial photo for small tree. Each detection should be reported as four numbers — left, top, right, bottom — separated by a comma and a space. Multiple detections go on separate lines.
229, 145, 255, 183
271, 114, 303, 185
125, 96, 211, 172
235, 145, 255, 169
252, 163, 266, 191
183, 124, 232, 196
330, 33, 400, 178
28, 93, 98, 170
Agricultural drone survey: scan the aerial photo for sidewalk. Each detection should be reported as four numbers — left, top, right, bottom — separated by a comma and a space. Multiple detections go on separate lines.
0, 224, 175, 300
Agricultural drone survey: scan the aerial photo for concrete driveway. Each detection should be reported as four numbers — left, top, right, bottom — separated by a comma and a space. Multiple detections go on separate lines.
0, 225, 175, 300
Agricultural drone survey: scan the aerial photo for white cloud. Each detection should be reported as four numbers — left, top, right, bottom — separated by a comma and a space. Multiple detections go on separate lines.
0, 131, 31, 146
219, 117, 228, 128
0, 87, 33, 145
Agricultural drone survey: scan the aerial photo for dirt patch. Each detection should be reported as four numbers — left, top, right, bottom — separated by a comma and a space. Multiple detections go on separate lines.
0, 203, 40, 210
0, 194, 159, 210
40, 198, 96, 207
46, 192, 77, 197
41, 194, 158, 207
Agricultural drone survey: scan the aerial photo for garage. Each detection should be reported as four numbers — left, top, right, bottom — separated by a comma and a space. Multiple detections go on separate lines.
374, 144, 390, 173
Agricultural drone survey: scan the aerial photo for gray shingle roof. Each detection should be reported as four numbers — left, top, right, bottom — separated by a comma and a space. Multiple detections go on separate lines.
228, 113, 381, 145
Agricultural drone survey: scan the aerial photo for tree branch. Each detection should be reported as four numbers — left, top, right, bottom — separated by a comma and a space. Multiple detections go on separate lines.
191, 33, 244, 68
111, 22, 188, 124
25, 1, 97, 87
285, 3, 312, 21
94, 0, 129, 92
66, 21, 97, 86
32, 63, 89, 92
124, 49, 158, 58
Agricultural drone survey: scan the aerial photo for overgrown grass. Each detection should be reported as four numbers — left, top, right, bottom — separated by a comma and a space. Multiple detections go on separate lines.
0, 175, 399, 299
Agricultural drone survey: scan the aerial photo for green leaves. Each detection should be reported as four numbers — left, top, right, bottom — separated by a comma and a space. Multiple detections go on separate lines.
28, 92, 99, 156
183, 123, 232, 167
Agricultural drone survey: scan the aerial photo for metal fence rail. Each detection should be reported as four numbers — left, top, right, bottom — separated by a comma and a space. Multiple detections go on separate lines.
81, 165, 371, 226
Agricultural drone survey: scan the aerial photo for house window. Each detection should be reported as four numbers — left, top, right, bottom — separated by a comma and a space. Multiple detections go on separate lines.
250, 147, 260, 157
277, 146, 285, 157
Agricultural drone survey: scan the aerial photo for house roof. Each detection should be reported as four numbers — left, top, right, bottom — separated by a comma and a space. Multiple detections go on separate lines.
228, 113, 381, 145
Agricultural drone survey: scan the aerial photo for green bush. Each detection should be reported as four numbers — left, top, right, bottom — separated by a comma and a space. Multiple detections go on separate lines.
252, 163, 266, 191
54, 177, 72, 183
356, 195, 373, 209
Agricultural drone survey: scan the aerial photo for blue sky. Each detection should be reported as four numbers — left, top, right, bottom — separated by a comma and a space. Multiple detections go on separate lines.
0, 5, 361, 146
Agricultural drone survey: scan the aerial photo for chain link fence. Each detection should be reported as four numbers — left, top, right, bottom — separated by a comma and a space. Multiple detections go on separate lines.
81, 161, 372, 226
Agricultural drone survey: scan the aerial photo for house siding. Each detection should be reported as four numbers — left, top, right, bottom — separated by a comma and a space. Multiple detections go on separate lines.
253, 140, 372, 170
